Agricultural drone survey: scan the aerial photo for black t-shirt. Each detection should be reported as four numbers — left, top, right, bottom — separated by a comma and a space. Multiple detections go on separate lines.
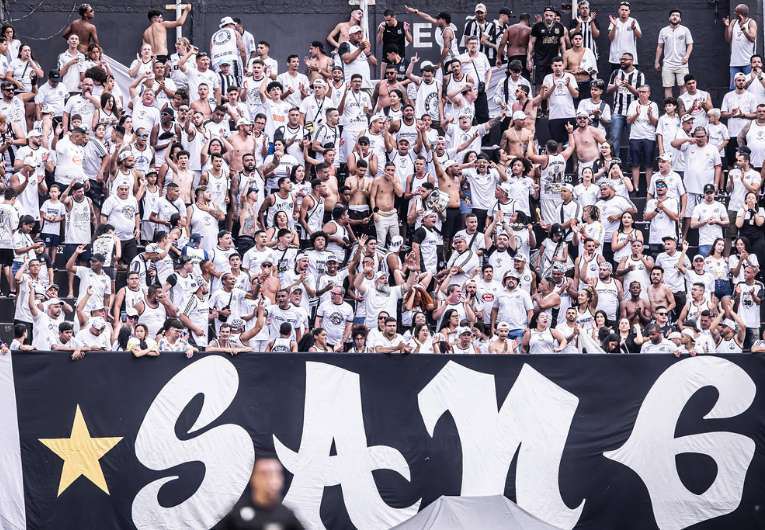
389, 57, 411, 83
382, 21, 409, 58
214, 498, 304, 530
530, 22, 566, 66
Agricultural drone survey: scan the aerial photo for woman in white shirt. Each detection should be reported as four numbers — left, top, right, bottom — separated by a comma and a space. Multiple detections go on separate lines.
574, 166, 599, 207
600, 161, 633, 199
730, 237, 760, 284
129, 43, 155, 79
119, 114, 134, 144
82, 44, 113, 80
125, 323, 159, 357
6, 44, 43, 94
407, 323, 439, 353
1, 25, 20, 65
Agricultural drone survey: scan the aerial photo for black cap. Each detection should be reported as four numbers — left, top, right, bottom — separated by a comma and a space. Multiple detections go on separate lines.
175, 255, 192, 268
703, 183, 716, 193
197, 51, 209, 58
550, 223, 563, 236
161, 107, 175, 117
358, 136, 370, 144
89, 253, 106, 262
499, 7, 512, 16
48, 69, 62, 82
310, 40, 325, 52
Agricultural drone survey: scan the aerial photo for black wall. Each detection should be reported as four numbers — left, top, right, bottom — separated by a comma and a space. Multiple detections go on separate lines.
5, 0, 761, 102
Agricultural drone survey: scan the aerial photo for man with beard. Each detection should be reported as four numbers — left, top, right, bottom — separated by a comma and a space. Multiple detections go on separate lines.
572, 110, 606, 175
499, 111, 533, 158
491, 270, 533, 339
315, 286, 354, 351
555, 307, 581, 353
100, 183, 140, 265
640, 322, 676, 353
355, 257, 416, 330
646, 266, 676, 319
654, 235, 690, 317
594, 262, 622, 324
595, 181, 637, 260
483, 219, 514, 281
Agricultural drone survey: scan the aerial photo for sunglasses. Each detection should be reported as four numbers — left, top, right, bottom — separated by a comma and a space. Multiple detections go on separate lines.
656, 183, 666, 188
657, 312, 667, 316
137, 133, 149, 138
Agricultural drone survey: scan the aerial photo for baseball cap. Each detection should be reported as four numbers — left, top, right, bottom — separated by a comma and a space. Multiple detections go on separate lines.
576, 110, 589, 118
475, 4, 487, 12
693, 254, 705, 262
420, 61, 434, 70
512, 110, 527, 120
236, 118, 252, 127
452, 232, 466, 241
90, 317, 106, 331
504, 270, 520, 281
703, 183, 716, 193
496, 321, 510, 330
357, 136, 370, 144
145, 243, 161, 254
126, 307, 139, 317
735, 72, 747, 80
331, 65, 344, 72
657, 152, 672, 162
295, 252, 309, 261
89, 253, 105, 263
289, 285, 303, 293
23, 156, 39, 167
552, 263, 566, 272
498, 181, 513, 196
313, 79, 327, 88
349, 25, 364, 35
370, 114, 385, 123
389, 235, 404, 251
326, 254, 338, 263
513, 254, 528, 262
189, 233, 202, 242
561, 183, 574, 192
499, 7, 513, 16
458, 326, 473, 335
219, 58, 231, 65
48, 69, 62, 82
47, 298, 63, 306
550, 223, 563, 237
442, 159, 457, 170
26, 130, 42, 138
720, 318, 737, 329
41, 104, 54, 114
662, 235, 677, 242
681, 114, 694, 123
374, 271, 387, 281
668, 331, 682, 340
219, 16, 236, 28
681, 328, 696, 341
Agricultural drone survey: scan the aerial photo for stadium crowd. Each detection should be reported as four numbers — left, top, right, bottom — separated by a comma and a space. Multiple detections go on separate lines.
1, 1, 765, 356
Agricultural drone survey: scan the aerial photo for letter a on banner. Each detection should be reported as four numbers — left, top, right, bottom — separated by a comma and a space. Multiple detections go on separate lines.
275, 362, 421, 530
418, 361, 584, 530
132, 357, 255, 529
605, 357, 756, 530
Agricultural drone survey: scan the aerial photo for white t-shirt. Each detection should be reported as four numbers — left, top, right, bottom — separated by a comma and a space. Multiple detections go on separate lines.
682, 144, 720, 194
657, 25, 693, 67
131, 97, 161, 135
54, 136, 86, 185
101, 195, 139, 240
691, 200, 727, 245
607, 17, 641, 64
543, 73, 578, 119
627, 100, 659, 140
187, 67, 220, 103
276, 71, 310, 108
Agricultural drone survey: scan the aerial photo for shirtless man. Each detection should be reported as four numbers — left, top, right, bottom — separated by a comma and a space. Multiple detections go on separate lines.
372, 65, 409, 112
165, 149, 194, 204
143, 5, 191, 62
228, 119, 255, 173
431, 154, 463, 252
404, 157, 436, 200
646, 267, 676, 318
190, 84, 213, 119
344, 159, 374, 236
347, 137, 379, 180
304, 41, 334, 85
621, 281, 652, 328
512, 85, 542, 137
62, 4, 98, 53
500, 111, 533, 158
327, 8, 364, 52
314, 162, 339, 222
572, 111, 606, 175
497, 13, 532, 79
563, 32, 597, 100
369, 161, 403, 246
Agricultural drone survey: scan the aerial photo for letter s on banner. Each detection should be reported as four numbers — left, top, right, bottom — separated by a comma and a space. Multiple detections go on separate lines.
131, 357, 254, 529
605, 356, 756, 530
418, 361, 584, 530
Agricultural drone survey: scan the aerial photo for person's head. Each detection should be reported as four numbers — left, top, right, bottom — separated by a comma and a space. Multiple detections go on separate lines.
352, 325, 368, 350
543, 6, 555, 24
384, 317, 398, 337
249, 456, 285, 507
443, 308, 460, 328
13, 323, 27, 342
628, 281, 642, 298
619, 52, 634, 70
668, 8, 682, 25
598, 261, 613, 280
637, 84, 650, 103
691, 282, 706, 300
551, 56, 564, 76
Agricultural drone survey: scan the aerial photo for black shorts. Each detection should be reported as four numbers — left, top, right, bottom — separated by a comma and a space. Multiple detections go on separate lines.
0, 248, 13, 266
64, 243, 90, 263
534, 64, 553, 85
155, 54, 169, 64
441, 207, 462, 239
86, 180, 104, 210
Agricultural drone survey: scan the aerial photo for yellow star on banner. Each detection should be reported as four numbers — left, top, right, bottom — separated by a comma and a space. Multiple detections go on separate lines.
39, 404, 123, 496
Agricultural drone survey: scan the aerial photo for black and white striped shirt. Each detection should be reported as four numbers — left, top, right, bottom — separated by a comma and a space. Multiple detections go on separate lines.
218, 72, 237, 96
569, 17, 600, 61
608, 68, 645, 115
461, 17, 494, 62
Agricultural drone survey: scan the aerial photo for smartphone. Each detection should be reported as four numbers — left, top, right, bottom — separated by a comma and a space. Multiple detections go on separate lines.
120, 311, 127, 323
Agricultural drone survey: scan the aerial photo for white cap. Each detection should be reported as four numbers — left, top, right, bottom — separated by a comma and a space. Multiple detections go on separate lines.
313, 79, 327, 88
349, 25, 364, 35
23, 156, 39, 167
389, 235, 404, 251
219, 16, 236, 28
236, 118, 252, 127
496, 321, 510, 330
27, 130, 42, 138
681, 328, 696, 341
145, 243, 161, 254
41, 104, 54, 114
512, 110, 527, 120
720, 318, 737, 329
442, 159, 457, 170
370, 114, 385, 122
48, 298, 63, 305
90, 317, 106, 331
458, 326, 473, 335
420, 60, 434, 70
